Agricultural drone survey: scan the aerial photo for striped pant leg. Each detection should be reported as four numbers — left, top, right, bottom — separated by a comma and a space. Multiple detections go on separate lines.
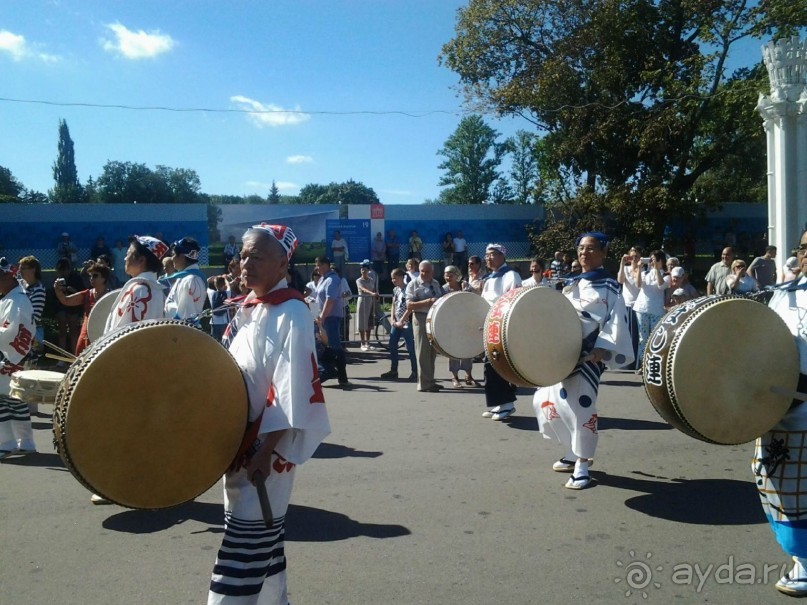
208, 461, 296, 605
0, 395, 33, 451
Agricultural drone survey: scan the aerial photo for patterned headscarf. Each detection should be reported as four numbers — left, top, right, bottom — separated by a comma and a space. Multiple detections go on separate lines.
0, 257, 17, 277
250, 223, 299, 260
486, 243, 507, 257
134, 235, 169, 260
171, 237, 200, 261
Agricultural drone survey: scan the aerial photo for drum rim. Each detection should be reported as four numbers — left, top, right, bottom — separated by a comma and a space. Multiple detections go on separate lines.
427, 291, 489, 359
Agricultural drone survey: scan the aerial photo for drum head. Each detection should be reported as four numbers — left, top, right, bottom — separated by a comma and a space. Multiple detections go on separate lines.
427, 291, 490, 358
671, 298, 797, 444
56, 320, 248, 508
10, 370, 65, 403
491, 287, 582, 387
86, 289, 120, 342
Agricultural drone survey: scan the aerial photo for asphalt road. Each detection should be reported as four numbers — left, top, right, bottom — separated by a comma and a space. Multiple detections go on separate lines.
0, 351, 785, 605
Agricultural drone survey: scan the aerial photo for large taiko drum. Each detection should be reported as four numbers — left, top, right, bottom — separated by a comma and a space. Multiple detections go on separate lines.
426, 291, 491, 359
86, 288, 120, 343
643, 295, 798, 445
53, 320, 248, 509
484, 286, 582, 387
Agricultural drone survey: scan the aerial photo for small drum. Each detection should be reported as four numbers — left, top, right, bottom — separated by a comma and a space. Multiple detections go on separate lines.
10, 370, 65, 413
86, 289, 121, 343
484, 286, 582, 387
426, 291, 491, 359
53, 320, 248, 509
643, 296, 798, 445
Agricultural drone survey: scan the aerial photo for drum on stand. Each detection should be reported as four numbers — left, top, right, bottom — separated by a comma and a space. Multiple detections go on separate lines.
86, 288, 120, 343
10, 369, 65, 414
426, 291, 491, 359
484, 286, 582, 387
53, 320, 248, 509
643, 295, 798, 445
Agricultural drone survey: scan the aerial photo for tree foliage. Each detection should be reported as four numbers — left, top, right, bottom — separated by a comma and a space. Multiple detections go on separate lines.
436, 114, 504, 204
50, 119, 83, 204
298, 179, 379, 205
93, 161, 202, 204
267, 181, 281, 204
0, 166, 24, 203
441, 0, 807, 252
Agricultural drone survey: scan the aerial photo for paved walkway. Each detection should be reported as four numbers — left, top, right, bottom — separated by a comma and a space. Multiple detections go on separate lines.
1, 350, 782, 605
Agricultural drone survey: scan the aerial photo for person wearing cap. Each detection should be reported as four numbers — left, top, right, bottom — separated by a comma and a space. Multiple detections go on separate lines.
533, 232, 634, 490
0, 258, 37, 460
207, 224, 330, 605
664, 266, 698, 310
164, 237, 207, 321
104, 236, 168, 334
480, 243, 522, 419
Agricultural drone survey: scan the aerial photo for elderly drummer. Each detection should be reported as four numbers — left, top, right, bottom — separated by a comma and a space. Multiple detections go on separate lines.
164, 237, 207, 321
0, 258, 37, 460
208, 224, 330, 605
753, 229, 807, 597
481, 243, 522, 420
532, 232, 634, 489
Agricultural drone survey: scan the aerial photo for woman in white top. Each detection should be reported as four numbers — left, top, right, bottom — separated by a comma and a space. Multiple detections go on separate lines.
725, 259, 759, 294
616, 246, 643, 369
630, 249, 670, 368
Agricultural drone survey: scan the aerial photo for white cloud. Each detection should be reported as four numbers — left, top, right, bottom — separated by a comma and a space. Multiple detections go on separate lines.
0, 30, 61, 62
230, 95, 310, 128
101, 23, 175, 59
286, 155, 313, 164
245, 181, 272, 191
275, 181, 297, 191
244, 180, 298, 192
379, 189, 413, 196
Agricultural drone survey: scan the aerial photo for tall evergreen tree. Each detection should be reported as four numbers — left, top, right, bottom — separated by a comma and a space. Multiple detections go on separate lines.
268, 180, 281, 204
50, 119, 83, 204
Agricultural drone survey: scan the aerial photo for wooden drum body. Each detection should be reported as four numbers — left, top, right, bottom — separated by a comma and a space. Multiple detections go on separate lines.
426, 291, 490, 359
643, 296, 798, 445
484, 286, 582, 387
53, 320, 248, 509
10, 370, 65, 404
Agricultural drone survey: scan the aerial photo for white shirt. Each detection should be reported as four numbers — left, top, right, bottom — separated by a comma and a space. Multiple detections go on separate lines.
331, 238, 348, 259
453, 237, 467, 253
632, 270, 670, 315
164, 264, 207, 320
482, 265, 522, 305
769, 278, 807, 374
105, 272, 166, 333
620, 265, 641, 307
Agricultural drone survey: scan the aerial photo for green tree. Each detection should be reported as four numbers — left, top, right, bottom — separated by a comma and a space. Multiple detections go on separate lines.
0, 166, 24, 202
95, 161, 202, 204
50, 119, 83, 204
436, 114, 503, 204
506, 130, 541, 205
267, 181, 281, 204
440, 0, 807, 249
298, 180, 379, 204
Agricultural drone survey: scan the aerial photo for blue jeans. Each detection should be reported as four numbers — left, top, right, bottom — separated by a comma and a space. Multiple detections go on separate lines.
389, 323, 416, 376
322, 316, 344, 352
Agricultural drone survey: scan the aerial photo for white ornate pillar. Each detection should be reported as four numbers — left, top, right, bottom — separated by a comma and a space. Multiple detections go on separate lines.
757, 36, 807, 271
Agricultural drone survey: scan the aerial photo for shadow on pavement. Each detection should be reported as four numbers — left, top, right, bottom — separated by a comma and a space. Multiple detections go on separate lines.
314, 442, 383, 459
286, 504, 411, 542
598, 416, 672, 431
600, 379, 644, 387
0, 452, 66, 469
592, 471, 765, 525
102, 501, 224, 534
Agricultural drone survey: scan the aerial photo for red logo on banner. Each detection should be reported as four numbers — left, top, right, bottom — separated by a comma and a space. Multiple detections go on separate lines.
370, 204, 385, 219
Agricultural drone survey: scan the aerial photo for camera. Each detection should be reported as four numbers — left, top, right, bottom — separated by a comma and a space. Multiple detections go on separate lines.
640, 257, 651, 265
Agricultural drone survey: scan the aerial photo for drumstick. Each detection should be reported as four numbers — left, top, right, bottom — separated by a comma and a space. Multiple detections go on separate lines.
43, 341, 77, 361
253, 470, 274, 529
45, 353, 75, 364
770, 385, 807, 402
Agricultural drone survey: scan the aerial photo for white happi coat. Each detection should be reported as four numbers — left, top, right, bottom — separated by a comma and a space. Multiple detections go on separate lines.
0, 286, 35, 393
104, 272, 166, 333
533, 273, 634, 458
164, 264, 207, 320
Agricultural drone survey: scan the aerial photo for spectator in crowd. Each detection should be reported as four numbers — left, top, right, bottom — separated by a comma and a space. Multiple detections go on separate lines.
381, 268, 417, 382
337, 268, 353, 344
17, 256, 46, 363
705, 247, 735, 295
94, 254, 120, 288
315, 328, 350, 388
442, 265, 477, 388
386, 228, 401, 274
560, 252, 573, 277
54, 262, 111, 355
522, 257, 546, 287
617, 246, 642, 370
441, 232, 455, 269
408, 230, 423, 260
550, 251, 563, 278
725, 259, 759, 294
371, 232, 386, 279
632, 250, 669, 368
781, 255, 800, 283
405, 260, 444, 392
356, 261, 379, 351
53, 258, 84, 356
111, 239, 128, 280
90, 235, 111, 261
304, 269, 321, 298
748, 245, 778, 288
222, 235, 240, 273
666, 256, 681, 274
664, 266, 698, 310
208, 275, 230, 342
467, 255, 487, 294
330, 231, 349, 274
162, 256, 176, 277
0, 257, 37, 460
569, 260, 582, 277
404, 257, 420, 286
313, 256, 345, 354
452, 230, 468, 274
57, 232, 78, 264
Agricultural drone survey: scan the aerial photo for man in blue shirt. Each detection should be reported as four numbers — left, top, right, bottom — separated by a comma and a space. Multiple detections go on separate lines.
314, 256, 345, 353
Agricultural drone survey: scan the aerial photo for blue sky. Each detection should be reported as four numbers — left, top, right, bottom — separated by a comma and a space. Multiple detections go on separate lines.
0, 1, 776, 205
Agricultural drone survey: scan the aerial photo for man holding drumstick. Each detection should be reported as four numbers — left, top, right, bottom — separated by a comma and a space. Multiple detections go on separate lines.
753, 229, 807, 597
208, 224, 330, 605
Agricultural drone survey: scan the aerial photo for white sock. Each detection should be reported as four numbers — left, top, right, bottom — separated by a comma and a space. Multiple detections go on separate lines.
574, 459, 590, 477
793, 557, 807, 579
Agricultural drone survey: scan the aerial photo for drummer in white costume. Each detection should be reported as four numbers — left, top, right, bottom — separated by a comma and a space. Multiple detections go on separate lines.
0, 258, 37, 460
104, 236, 168, 334
164, 237, 207, 321
208, 224, 330, 605
753, 229, 807, 597
481, 243, 522, 420
533, 232, 634, 489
